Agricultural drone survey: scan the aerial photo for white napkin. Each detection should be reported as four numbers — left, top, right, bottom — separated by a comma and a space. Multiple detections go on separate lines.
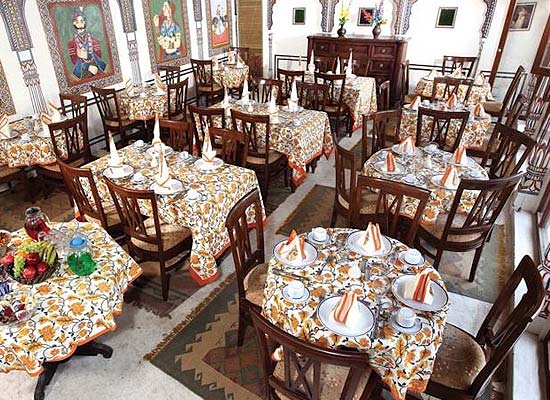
228, 50, 236, 64
241, 78, 250, 105
474, 73, 484, 86
279, 230, 306, 261
202, 129, 217, 162
398, 137, 416, 155
212, 57, 219, 71
0, 115, 11, 139
125, 79, 135, 96
290, 78, 298, 103
40, 111, 52, 137
108, 132, 123, 168
268, 88, 278, 114
47, 101, 62, 122
451, 66, 463, 78
426, 69, 439, 80
336, 58, 341, 74
155, 143, 171, 188
308, 50, 316, 74
346, 51, 353, 77
152, 114, 162, 145
222, 87, 230, 108
154, 73, 167, 94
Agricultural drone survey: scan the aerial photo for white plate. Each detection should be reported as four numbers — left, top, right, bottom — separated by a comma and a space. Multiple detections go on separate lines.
273, 239, 318, 269
194, 158, 224, 171
388, 312, 422, 334
146, 146, 173, 157
236, 99, 256, 106
398, 251, 425, 267
373, 160, 405, 175
430, 174, 459, 190
103, 165, 134, 179
282, 286, 310, 304
443, 155, 476, 168
346, 230, 392, 257
307, 231, 330, 245
317, 296, 375, 337
391, 274, 449, 312
391, 144, 421, 157
150, 179, 183, 195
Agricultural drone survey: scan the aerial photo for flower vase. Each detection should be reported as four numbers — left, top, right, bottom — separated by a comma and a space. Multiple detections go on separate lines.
372, 24, 382, 39
337, 24, 346, 37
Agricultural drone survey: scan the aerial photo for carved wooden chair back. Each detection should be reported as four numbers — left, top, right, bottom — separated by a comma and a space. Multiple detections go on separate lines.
188, 104, 225, 149
296, 81, 327, 111
158, 65, 181, 85
416, 107, 469, 151
160, 119, 194, 153
441, 55, 478, 77
334, 138, 357, 224
191, 58, 215, 88
231, 109, 271, 162
47, 112, 92, 165
167, 77, 189, 120
277, 68, 305, 98
210, 127, 249, 167
91, 86, 123, 125
378, 80, 391, 110
257, 78, 283, 105
432, 76, 474, 104
315, 72, 346, 109
59, 94, 88, 119
361, 110, 401, 166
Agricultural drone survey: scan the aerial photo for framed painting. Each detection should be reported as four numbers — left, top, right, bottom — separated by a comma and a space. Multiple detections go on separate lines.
293, 8, 306, 25
436, 7, 457, 28
142, 0, 191, 70
510, 2, 536, 31
37, 0, 121, 94
358, 7, 375, 26
206, 0, 232, 56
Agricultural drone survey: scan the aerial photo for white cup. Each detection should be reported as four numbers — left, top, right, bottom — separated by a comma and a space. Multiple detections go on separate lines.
135, 139, 144, 148
187, 188, 200, 200
312, 227, 327, 242
396, 307, 416, 328
287, 280, 305, 299
179, 151, 189, 160
404, 249, 423, 265
132, 172, 145, 183
422, 99, 431, 105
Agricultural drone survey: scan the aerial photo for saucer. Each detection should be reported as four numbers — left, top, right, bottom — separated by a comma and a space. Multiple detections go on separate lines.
307, 231, 330, 244
389, 311, 422, 334
150, 179, 183, 195
398, 251, 425, 266
103, 165, 134, 179
401, 175, 419, 185
282, 286, 310, 304
131, 174, 146, 184
195, 158, 224, 171
373, 160, 405, 175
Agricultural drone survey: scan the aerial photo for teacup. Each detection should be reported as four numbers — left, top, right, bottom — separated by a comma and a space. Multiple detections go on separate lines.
348, 265, 362, 279
134, 139, 145, 148
178, 151, 189, 160
187, 188, 200, 200
404, 249, 423, 265
312, 227, 328, 242
422, 99, 431, 106
108, 165, 126, 178
132, 172, 145, 183
20, 133, 31, 142
287, 280, 305, 299
396, 307, 416, 328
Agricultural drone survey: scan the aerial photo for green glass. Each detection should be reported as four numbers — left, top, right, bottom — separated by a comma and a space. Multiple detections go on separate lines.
68, 252, 96, 276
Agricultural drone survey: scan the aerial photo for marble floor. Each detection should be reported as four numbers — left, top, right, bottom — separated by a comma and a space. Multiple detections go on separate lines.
0, 133, 539, 399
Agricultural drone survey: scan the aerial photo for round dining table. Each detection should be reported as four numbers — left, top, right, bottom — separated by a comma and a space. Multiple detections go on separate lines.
119, 85, 168, 121
262, 228, 449, 400
362, 147, 489, 225
212, 63, 249, 89
414, 76, 495, 105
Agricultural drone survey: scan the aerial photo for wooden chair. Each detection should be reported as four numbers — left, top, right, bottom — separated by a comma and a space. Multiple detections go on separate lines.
416, 107, 469, 151
167, 77, 189, 121
504, 93, 528, 128
105, 179, 192, 301
158, 65, 181, 85
431, 76, 474, 104
416, 173, 523, 282
91, 86, 145, 146
250, 307, 377, 400
59, 94, 87, 118
377, 80, 391, 110
231, 109, 289, 200
57, 159, 122, 238
315, 72, 351, 137
191, 58, 223, 106
331, 138, 357, 227
277, 68, 305, 99
209, 127, 249, 167
230, 46, 250, 64
160, 119, 194, 153
296, 81, 327, 111
401, 60, 412, 103
441, 55, 478, 78
313, 56, 337, 73
254, 78, 283, 105
480, 123, 536, 179
351, 176, 430, 246
484, 66, 526, 124
361, 109, 402, 167
188, 105, 225, 153
225, 188, 266, 346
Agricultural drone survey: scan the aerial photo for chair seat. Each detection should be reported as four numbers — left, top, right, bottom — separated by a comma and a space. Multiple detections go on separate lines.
85, 204, 121, 228
38, 158, 86, 175
420, 212, 484, 243
337, 192, 377, 213
247, 150, 285, 166
274, 360, 370, 400
430, 324, 486, 391
0, 166, 23, 181
198, 84, 223, 93
243, 262, 268, 306
105, 117, 135, 128
483, 101, 503, 115
130, 218, 191, 252
323, 105, 346, 114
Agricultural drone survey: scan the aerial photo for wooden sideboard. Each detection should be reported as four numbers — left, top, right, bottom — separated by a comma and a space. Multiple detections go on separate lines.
307, 34, 408, 105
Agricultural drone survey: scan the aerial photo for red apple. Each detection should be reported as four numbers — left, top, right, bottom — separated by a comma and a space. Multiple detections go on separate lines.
25, 253, 40, 266
37, 262, 49, 275
1, 253, 14, 267
22, 266, 37, 280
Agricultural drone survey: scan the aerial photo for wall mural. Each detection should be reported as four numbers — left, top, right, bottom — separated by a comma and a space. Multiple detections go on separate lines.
206, 0, 231, 56
0, 59, 15, 115
38, 0, 121, 94
142, 0, 191, 70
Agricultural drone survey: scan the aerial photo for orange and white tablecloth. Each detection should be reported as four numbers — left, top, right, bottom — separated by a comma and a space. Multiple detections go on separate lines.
212, 64, 249, 89
119, 86, 168, 121
414, 77, 494, 105
84, 145, 265, 284
0, 221, 142, 376
262, 228, 448, 400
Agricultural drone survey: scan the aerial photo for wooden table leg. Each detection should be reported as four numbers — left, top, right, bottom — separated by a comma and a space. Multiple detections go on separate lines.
74, 340, 113, 358
34, 362, 58, 400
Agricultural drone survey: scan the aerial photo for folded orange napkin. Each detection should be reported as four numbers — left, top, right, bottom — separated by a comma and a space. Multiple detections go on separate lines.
155, 143, 171, 188
125, 79, 135, 96
385, 152, 396, 172
279, 229, 306, 261
398, 137, 416, 155
409, 95, 421, 110
228, 50, 236, 64
333, 291, 360, 325
404, 270, 434, 304
426, 69, 438, 80
201, 129, 217, 162
472, 103, 487, 118
440, 165, 459, 189
154, 73, 167, 93
108, 132, 123, 168
0, 114, 10, 139
47, 101, 62, 122
473, 73, 484, 86
40, 111, 52, 137
362, 222, 383, 253
452, 146, 467, 165
445, 94, 458, 108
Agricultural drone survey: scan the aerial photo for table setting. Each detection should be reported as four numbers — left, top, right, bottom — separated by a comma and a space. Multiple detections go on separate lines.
212, 58, 249, 89
262, 226, 448, 399
83, 119, 265, 285
119, 75, 169, 121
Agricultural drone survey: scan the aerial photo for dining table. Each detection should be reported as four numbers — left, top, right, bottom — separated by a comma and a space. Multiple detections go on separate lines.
211, 100, 333, 187
398, 103, 492, 151
212, 63, 250, 89
304, 72, 378, 129
362, 146, 489, 225
414, 76, 495, 105
262, 227, 449, 400
119, 85, 169, 121
0, 221, 142, 398
83, 143, 265, 285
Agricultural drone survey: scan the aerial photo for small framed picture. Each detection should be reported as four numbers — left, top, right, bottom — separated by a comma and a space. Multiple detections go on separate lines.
293, 8, 306, 25
510, 3, 536, 31
357, 7, 375, 26
436, 7, 458, 28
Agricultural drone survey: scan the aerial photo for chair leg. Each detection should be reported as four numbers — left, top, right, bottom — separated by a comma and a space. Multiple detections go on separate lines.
160, 260, 170, 301
433, 248, 443, 269
237, 303, 248, 347
330, 206, 337, 227
469, 246, 484, 282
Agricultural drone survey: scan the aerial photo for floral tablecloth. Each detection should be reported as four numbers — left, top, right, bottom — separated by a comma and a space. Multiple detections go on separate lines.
212, 64, 249, 89
305, 72, 378, 129
414, 77, 495, 105
362, 148, 488, 224
119, 86, 168, 121
0, 119, 58, 168
262, 228, 448, 400
84, 145, 265, 285
212, 102, 333, 187
0, 221, 142, 376
399, 106, 492, 150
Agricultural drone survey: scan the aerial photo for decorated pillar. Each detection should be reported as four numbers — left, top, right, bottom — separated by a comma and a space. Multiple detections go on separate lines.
268, 32, 273, 78
319, 0, 341, 33
391, 0, 418, 35
193, 0, 205, 59
115, 0, 142, 84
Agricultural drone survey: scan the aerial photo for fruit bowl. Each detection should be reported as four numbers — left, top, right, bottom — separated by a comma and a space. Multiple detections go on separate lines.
2, 240, 59, 285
